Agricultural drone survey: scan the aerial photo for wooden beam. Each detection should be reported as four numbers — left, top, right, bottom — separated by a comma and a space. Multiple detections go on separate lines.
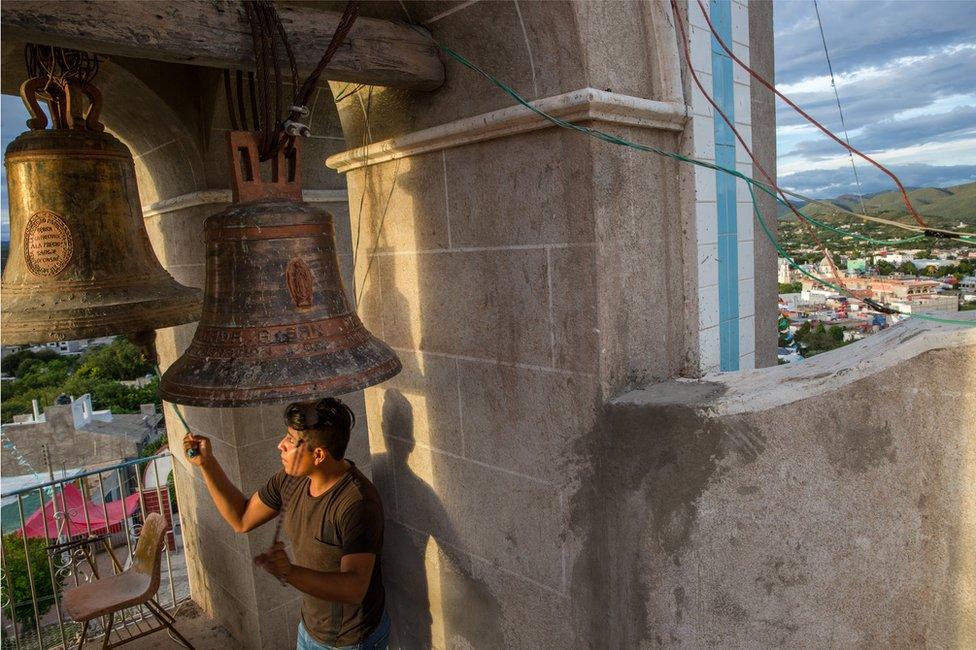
0, 0, 444, 91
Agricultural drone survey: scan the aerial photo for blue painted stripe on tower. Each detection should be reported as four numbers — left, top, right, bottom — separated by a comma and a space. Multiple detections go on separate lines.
709, 0, 739, 371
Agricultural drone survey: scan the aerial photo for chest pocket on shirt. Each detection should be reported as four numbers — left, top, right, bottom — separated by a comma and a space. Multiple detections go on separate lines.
309, 521, 343, 573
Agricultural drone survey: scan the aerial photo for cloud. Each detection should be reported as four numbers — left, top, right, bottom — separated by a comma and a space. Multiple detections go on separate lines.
773, 1, 976, 194
775, 44, 976, 132
786, 104, 976, 161
778, 163, 976, 198
774, 0, 976, 86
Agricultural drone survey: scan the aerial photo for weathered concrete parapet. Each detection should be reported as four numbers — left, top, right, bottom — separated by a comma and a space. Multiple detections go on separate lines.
582, 315, 976, 646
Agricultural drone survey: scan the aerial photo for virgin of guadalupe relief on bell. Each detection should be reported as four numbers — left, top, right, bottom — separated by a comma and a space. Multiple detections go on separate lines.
1, 77, 201, 344
159, 132, 401, 407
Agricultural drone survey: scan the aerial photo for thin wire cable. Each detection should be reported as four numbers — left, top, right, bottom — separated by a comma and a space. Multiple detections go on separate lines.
813, 0, 867, 217
223, 70, 239, 131
782, 199, 967, 237
351, 86, 375, 273
235, 71, 248, 131
693, 0, 927, 228
334, 84, 366, 103
412, 30, 976, 327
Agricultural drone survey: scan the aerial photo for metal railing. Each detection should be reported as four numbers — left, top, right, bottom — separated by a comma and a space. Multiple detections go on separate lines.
0, 453, 188, 649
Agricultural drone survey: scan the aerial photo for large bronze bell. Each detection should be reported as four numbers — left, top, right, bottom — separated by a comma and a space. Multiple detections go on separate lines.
159, 132, 401, 406
1, 78, 201, 344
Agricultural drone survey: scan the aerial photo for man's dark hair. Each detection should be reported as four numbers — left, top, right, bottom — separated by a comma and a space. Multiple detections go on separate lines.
284, 397, 356, 460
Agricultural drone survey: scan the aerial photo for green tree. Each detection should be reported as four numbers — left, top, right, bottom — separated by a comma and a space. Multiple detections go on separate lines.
899, 261, 918, 276
876, 261, 896, 276
828, 325, 844, 342
1, 338, 161, 423
75, 337, 152, 382
1, 533, 63, 631
1, 349, 60, 377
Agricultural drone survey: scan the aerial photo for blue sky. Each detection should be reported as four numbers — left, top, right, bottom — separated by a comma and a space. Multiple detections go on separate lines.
774, 0, 976, 197
1, 95, 18, 242
2, 0, 975, 242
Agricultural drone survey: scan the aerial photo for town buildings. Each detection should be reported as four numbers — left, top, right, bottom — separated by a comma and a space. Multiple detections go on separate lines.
1, 336, 116, 360
1, 394, 163, 472
777, 251, 971, 360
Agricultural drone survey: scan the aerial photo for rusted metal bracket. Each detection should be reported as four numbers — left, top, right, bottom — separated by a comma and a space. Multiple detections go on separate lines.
228, 131, 302, 204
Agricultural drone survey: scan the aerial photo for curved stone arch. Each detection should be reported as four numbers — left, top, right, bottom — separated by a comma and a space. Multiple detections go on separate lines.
92, 58, 207, 207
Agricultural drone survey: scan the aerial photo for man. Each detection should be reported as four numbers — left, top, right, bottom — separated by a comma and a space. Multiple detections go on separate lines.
183, 397, 390, 649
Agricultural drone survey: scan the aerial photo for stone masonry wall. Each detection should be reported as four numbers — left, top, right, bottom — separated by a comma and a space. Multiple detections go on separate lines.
328, 2, 701, 646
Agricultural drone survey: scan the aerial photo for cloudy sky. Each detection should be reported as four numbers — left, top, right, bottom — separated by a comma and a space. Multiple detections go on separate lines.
774, 0, 976, 197
1, 0, 975, 241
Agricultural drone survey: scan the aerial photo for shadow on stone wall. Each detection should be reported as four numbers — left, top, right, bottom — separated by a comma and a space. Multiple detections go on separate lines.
373, 389, 505, 648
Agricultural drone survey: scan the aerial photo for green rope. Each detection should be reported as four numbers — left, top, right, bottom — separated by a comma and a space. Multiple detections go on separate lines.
153, 364, 193, 434
430, 39, 976, 328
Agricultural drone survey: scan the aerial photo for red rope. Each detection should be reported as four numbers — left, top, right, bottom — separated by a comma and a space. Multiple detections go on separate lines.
692, 0, 927, 227
670, 0, 849, 290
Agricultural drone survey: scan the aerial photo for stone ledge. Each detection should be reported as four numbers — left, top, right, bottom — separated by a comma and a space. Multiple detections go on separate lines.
142, 189, 348, 218
615, 311, 976, 415
326, 87, 689, 173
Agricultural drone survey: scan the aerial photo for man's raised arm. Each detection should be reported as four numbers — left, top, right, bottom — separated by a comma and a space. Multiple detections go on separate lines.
183, 432, 277, 533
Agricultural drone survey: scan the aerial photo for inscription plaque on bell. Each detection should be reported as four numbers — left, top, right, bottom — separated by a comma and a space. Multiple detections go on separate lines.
24, 210, 73, 276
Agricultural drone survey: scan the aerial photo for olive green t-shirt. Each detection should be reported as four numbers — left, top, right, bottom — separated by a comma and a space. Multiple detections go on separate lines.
258, 462, 384, 646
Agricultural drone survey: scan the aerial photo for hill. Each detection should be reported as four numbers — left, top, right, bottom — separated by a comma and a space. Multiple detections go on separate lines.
778, 181, 976, 228
775, 181, 976, 257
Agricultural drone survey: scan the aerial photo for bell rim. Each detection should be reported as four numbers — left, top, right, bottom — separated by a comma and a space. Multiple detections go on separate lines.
0, 296, 202, 345
157, 354, 402, 407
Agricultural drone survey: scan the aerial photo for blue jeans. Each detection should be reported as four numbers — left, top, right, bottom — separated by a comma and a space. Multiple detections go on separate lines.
297, 610, 391, 650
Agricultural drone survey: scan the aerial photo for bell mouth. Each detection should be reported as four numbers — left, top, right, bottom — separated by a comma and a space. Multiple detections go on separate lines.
158, 336, 401, 407
0, 279, 201, 345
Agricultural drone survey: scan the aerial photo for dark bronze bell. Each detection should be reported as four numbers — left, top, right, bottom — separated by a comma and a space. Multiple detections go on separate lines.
1, 78, 201, 345
158, 132, 401, 407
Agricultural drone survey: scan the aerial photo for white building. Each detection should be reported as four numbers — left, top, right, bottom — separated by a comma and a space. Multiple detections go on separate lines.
29, 336, 116, 357
874, 251, 917, 265
910, 258, 956, 271
890, 294, 959, 314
